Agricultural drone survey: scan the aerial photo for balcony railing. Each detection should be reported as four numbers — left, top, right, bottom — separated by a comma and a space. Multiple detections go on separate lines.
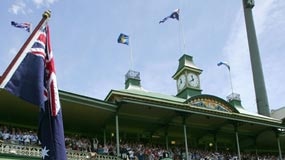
0, 143, 121, 160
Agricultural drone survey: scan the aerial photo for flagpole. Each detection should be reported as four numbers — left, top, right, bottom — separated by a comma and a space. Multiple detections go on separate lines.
228, 68, 234, 94
218, 62, 234, 94
129, 36, 134, 70
0, 10, 51, 86
179, 0, 187, 54
178, 10, 186, 54
178, 19, 182, 54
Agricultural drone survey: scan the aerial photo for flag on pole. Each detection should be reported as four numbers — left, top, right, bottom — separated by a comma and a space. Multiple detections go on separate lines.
11, 21, 31, 32
1, 11, 67, 160
159, 9, 180, 24
217, 61, 230, 70
117, 33, 129, 45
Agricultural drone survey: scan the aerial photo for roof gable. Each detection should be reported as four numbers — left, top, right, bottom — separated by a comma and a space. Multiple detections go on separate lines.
186, 94, 239, 113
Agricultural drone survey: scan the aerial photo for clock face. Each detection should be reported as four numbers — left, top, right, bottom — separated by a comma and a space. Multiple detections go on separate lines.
177, 74, 186, 90
187, 73, 199, 87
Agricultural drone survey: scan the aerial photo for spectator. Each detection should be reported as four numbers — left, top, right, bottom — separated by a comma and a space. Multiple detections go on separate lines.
23, 131, 31, 145
92, 138, 99, 152
2, 126, 10, 143
97, 144, 104, 155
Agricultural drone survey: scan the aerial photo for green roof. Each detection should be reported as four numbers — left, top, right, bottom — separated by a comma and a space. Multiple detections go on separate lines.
106, 87, 185, 104
105, 87, 283, 125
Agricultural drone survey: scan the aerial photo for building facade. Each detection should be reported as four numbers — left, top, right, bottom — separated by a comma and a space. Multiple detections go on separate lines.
0, 54, 284, 159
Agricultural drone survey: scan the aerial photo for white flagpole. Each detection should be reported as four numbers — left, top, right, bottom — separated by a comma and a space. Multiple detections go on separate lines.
129, 35, 134, 70
178, 19, 182, 54
179, 12, 186, 54
178, 0, 187, 54
228, 67, 234, 94
130, 42, 133, 70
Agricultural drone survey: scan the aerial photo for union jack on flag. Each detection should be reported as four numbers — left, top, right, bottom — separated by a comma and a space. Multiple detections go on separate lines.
0, 24, 67, 159
42, 26, 61, 117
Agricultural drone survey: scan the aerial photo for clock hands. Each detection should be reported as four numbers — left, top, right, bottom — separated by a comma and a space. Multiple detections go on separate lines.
190, 75, 194, 82
177, 75, 186, 90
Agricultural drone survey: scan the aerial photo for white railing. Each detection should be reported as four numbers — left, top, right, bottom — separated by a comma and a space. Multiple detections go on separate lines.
96, 154, 122, 160
226, 92, 241, 101
0, 143, 121, 160
0, 143, 40, 158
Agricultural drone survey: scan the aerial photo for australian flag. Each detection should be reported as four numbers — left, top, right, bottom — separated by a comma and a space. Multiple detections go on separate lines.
1, 24, 67, 160
11, 21, 31, 32
159, 9, 180, 24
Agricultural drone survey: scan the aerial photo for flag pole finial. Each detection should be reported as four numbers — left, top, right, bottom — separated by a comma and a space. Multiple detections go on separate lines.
43, 10, 51, 18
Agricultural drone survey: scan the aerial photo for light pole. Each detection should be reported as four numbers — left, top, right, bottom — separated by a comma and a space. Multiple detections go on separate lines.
242, 0, 270, 116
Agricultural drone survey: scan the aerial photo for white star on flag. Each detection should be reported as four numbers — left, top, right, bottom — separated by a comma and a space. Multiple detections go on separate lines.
41, 146, 49, 159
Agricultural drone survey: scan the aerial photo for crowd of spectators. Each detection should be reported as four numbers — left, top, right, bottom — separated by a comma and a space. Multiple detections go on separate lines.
91, 141, 282, 160
0, 125, 38, 146
0, 125, 283, 160
0, 125, 92, 152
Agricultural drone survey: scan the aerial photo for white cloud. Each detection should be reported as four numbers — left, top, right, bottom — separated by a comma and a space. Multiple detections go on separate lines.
8, 0, 27, 15
33, 0, 58, 8
8, 0, 59, 15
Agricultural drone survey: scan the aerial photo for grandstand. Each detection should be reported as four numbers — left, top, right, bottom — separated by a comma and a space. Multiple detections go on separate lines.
0, 54, 284, 160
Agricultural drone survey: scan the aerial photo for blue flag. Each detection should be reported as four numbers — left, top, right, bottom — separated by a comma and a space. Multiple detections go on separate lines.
217, 61, 230, 70
117, 33, 129, 45
159, 9, 180, 24
11, 21, 31, 32
1, 24, 67, 160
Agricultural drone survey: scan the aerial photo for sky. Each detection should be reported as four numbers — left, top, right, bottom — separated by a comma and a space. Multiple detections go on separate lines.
1, 0, 285, 114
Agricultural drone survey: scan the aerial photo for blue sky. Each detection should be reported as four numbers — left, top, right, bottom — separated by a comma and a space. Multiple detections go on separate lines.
1, 0, 285, 114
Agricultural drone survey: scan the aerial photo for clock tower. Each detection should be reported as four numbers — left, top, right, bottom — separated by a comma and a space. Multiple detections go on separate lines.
172, 54, 202, 99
